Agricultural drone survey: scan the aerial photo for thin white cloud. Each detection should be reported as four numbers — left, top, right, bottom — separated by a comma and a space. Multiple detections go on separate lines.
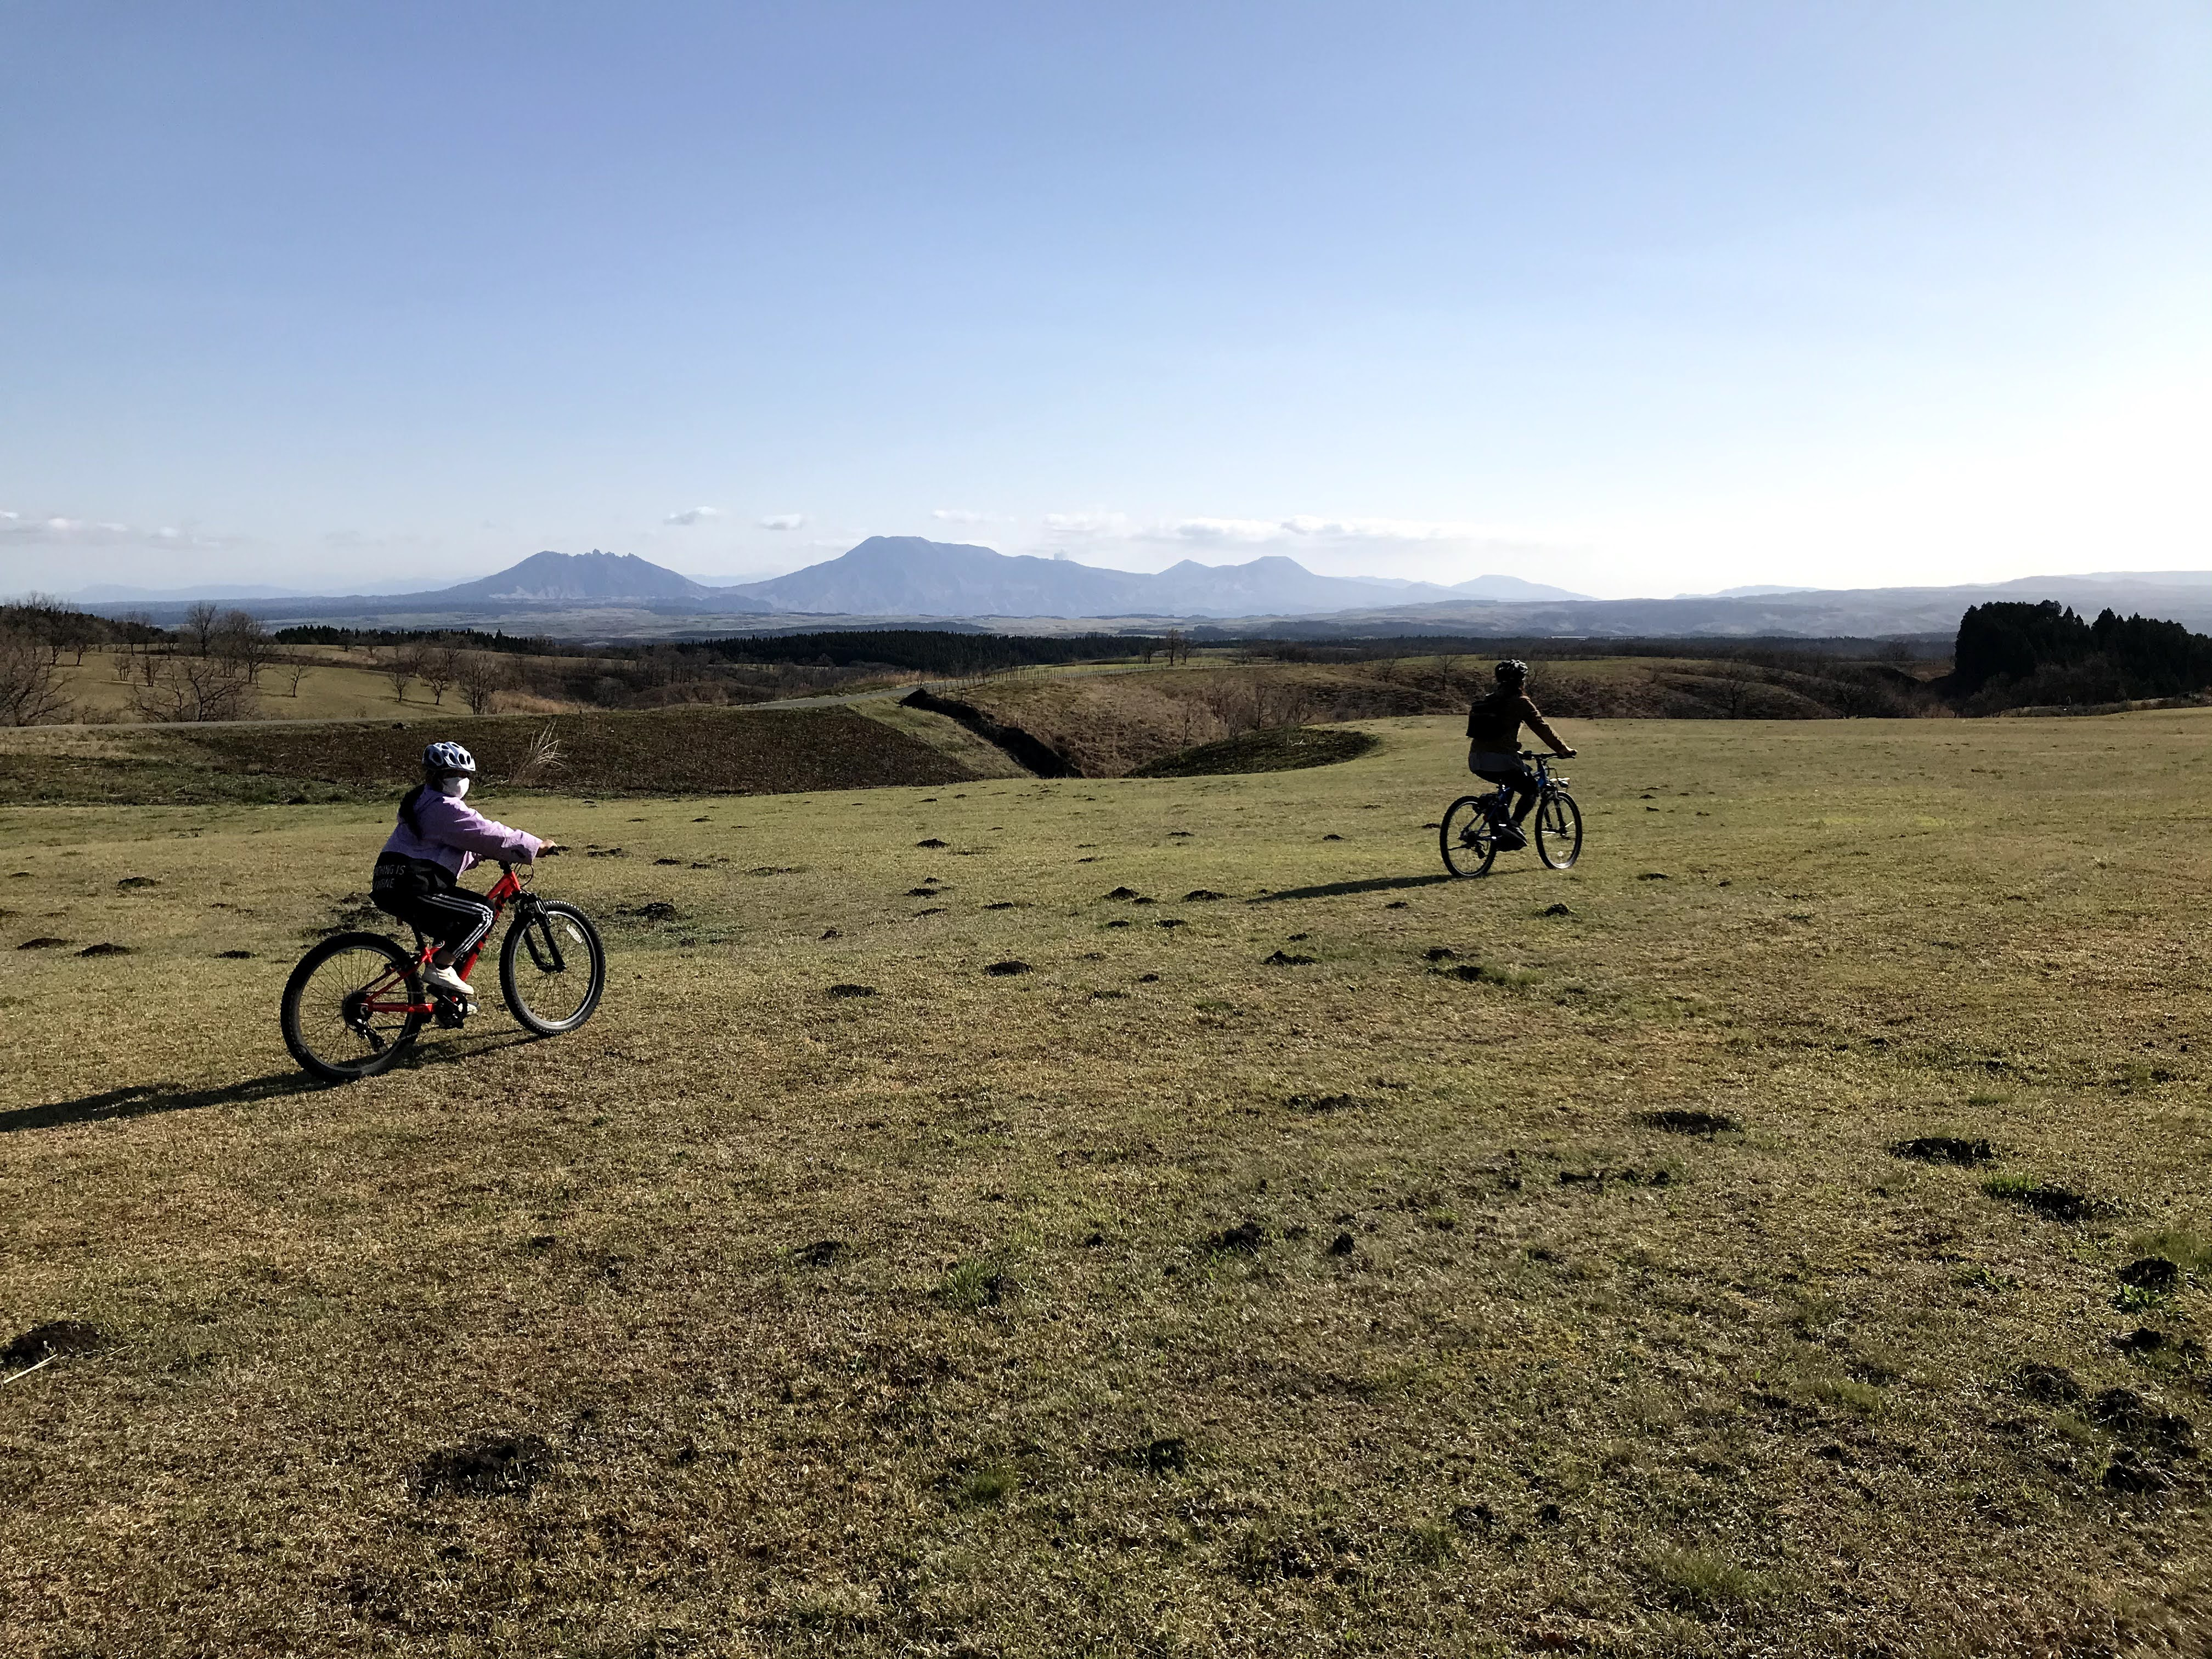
931, 507, 995, 525
663, 506, 723, 526
1159, 515, 1502, 546
1, 514, 195, 545
1039, 510, 1133, 538
757, 513, 806, 531
1014, 509, 1583, 584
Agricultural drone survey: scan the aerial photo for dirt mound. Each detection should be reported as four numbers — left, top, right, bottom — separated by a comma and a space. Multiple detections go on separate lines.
414, 1434, 551, 1500
1891, 1136, 1993, 1165
1643, 1109, 1738, 1136
984, 960, 1032, 977
2, 1321, 105, 1368
826, 984, 876, 999
1205, 1221, 1268, 1256
1285, 1093, 1367, 1114
1983, 1177, 2106, 1222
2119, 1257, 2181, 1293
2017, 1363, 2084, 1404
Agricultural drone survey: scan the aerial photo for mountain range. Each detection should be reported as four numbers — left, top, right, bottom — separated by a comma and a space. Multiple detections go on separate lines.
70, 540, 1584, 620
715, 538, 1585, 615
61, 538, 2212, 640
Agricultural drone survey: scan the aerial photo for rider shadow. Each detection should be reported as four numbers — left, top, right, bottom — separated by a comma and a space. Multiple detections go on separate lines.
1249, 873, 1464, 903
1, 1031, 537, 1135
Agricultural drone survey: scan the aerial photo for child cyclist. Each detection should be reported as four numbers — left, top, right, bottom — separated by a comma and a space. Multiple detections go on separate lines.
372, 741, 555, 1006
1466, 659, 1576, 850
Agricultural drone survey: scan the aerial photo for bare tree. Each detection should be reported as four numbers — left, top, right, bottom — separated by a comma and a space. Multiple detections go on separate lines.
215, 610, 276, 684
383, 645, 422, 704
0, 629, 75, 725
182, 601, 223, 656
416, 646, 457, 707
131, 653, 256, 722
285, 658, 311, 697
455, 651, 508, 715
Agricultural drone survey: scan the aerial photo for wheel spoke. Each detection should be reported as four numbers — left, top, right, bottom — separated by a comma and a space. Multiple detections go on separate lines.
503, 906, 604, 1034
284, 938, 422, 1080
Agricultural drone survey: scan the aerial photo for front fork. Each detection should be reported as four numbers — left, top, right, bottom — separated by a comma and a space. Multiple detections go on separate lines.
515, 900, 567, 974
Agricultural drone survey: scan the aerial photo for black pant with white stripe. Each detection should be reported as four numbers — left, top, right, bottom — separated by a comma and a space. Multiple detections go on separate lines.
371, 853, 495, 966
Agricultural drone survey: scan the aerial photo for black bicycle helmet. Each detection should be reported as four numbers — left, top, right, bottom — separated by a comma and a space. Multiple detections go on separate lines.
1494, 659, 1530, 685
421, 740, 477, 780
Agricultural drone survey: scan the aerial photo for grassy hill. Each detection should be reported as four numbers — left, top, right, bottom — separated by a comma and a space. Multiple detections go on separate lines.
947, 656, 1937, 776
3, 712, 2209, 1653
0, 704, 981, 805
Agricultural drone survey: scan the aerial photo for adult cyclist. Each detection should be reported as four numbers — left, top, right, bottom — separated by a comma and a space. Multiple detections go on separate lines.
1466, 660, 1575, 850
371, 741, 555, 1008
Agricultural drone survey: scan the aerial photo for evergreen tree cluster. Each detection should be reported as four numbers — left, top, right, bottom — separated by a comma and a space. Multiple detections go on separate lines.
1952, 601, 2212, 709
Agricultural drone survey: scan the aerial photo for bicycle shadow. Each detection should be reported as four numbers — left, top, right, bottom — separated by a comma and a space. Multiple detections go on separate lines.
1249, 873, 1467, 903
1, 1031, 539, 1135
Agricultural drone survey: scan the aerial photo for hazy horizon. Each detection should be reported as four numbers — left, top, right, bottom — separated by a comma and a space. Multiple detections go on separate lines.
27, 537, 2212, 613
5, 3, 2208, 602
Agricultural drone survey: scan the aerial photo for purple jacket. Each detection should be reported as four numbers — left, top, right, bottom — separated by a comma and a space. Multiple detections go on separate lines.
380, 788, 543, 879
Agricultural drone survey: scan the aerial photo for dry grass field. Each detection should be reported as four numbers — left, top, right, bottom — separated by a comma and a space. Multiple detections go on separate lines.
0, 706, 981, 808
53, 647, 464, 724
3, 711, 2210, 1656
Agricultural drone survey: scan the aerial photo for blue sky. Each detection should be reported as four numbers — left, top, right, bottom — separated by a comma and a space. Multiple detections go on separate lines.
3, 1, 2207, 599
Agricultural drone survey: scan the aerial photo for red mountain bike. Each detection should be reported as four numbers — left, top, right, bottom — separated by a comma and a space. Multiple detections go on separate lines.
280, 859, 606, 1083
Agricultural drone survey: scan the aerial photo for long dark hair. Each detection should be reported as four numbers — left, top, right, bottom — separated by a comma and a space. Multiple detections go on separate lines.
397, 782, 428, 835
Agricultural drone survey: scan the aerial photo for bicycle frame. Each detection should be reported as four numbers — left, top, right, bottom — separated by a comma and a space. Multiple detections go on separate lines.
354, 862, 533, 1019
1479, 751, 1568, 820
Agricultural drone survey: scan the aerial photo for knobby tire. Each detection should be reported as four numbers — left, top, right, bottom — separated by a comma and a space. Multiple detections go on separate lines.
500, 901, 607, 1037
280, 931, 425, 1083
1440, 795, 1499, 878
1536, 791, 1583, 870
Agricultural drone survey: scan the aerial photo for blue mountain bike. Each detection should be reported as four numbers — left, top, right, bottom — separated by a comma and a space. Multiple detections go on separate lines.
1440, 751, 1582, 877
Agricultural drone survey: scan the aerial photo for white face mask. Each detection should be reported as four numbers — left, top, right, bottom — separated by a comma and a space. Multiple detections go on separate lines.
437, 775, 470, 800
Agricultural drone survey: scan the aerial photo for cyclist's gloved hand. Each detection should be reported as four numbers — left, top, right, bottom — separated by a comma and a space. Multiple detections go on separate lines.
534, 841, 566, 860
1556, 748, 1577, 759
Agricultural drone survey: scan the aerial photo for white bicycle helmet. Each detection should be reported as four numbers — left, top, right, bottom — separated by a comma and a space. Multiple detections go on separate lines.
421, 741, 477, 780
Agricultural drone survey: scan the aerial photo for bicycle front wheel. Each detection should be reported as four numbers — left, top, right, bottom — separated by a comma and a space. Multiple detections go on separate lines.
500, 901, 607, 1036
280, 932, 426, 1082
1536, 791, 1582, 870
1440, 795, 1499, 878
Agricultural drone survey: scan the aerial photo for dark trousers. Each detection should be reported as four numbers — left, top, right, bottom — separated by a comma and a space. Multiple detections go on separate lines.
1471, 753, 1541, 824
371, 854, 494, 964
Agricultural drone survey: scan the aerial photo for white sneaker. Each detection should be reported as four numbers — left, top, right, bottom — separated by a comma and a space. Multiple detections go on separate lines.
424, 963, 475, 1001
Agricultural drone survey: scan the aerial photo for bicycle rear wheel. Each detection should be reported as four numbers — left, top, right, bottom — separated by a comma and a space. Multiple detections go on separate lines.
1440, 795, 1499, 877
500, 900, 606, 1036
280, 932, 426, 1082
1536, 790, 1582, 870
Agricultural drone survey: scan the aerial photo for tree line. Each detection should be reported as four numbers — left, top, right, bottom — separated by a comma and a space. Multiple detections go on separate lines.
1948, 601, 2212, 712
